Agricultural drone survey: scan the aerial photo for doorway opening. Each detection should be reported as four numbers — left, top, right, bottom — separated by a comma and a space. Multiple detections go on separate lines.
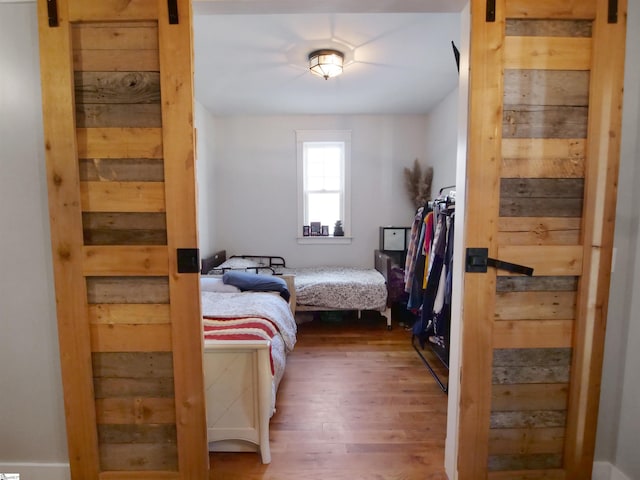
192, 3, 470, 478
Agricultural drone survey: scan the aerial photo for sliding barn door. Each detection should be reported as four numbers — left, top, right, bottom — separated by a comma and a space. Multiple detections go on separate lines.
459, 0, 626, 478
37, 0, 207, 478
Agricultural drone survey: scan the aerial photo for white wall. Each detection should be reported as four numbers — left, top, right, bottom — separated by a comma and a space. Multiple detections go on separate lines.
0, 2, 69, 477
210, 114, 426, 267
594, 0, 640, 478
445, 3, 470, 477
615, 167, 640, 480
424, 87, 459, 194
613, 168, 640, 477
195, 101, 217, 258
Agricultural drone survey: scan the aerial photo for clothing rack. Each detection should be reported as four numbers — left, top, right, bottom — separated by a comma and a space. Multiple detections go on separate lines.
412, 332, 449, 392
427, 185, 456, 211
408, 186, 456, 393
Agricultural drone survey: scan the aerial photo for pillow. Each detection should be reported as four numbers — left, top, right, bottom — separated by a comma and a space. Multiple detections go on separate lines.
214, 257, 261, 271
207, 257, 260, 274
200, 276, 241, 293
222, 271, 290, 302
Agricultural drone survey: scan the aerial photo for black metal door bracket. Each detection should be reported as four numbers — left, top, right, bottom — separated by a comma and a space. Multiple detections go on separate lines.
47, 0, 59, 27
177, 248, 200, 273
486, 0, 496, 22
609, 0, 618, 23
168, 0, 179, 24
466, 247, 534, 276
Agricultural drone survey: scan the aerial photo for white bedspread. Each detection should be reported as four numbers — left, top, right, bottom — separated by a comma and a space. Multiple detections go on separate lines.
277, 266, 388, 310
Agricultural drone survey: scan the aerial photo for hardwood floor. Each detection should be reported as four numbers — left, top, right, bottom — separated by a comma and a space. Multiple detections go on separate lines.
209, 312, 450, 480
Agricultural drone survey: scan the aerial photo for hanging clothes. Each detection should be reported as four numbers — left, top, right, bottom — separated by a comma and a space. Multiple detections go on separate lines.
405, 206, 434, 310
412, 211, 448, 344
430, 213, 454, 349
407, 187, 456, 393
404, 207, 424, 292
421, 211, 435, 289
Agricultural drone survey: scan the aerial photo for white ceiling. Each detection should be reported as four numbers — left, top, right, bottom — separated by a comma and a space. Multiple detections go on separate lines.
193, 1, 464, 115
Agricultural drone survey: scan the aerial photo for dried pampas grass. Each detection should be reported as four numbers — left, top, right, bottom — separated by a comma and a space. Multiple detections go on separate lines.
404, 159, 433, 209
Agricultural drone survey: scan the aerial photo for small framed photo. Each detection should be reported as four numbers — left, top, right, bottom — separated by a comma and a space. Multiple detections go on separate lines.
321, 225, 329, 236
303, 225, 310, 237
310, 222, 321, 236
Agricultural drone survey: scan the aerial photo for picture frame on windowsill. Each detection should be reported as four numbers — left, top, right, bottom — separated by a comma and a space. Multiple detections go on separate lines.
310, 222, 321, 236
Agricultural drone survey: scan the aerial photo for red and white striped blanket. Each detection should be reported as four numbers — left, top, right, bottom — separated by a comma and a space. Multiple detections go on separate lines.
201, 291, 297, 351
201, 291, 297, 384
201, 291, 297, 415
203, 316, 279, 374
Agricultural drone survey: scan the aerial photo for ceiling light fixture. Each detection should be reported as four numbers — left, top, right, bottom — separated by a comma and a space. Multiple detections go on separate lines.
308, 49, 344, 80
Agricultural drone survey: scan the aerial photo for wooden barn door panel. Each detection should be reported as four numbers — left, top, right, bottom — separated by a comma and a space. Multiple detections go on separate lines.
459, 0, 626, 478
37, 1, 207, 478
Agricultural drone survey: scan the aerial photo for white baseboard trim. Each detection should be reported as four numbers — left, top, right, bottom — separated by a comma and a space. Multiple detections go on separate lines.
0, 462, 70, 480
593, 461, 632, 480
0, 460, 632, 480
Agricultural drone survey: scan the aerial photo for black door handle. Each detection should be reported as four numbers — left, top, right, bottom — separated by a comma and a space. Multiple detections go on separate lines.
466, 248, 534, 276
177, 248, 200, 273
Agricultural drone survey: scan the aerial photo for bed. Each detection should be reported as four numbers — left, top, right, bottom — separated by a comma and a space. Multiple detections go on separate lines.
200, 274, 297, 464
201, 250, 392, 329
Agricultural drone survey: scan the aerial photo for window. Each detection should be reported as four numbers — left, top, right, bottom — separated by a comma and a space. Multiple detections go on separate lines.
296, 130, 351, 241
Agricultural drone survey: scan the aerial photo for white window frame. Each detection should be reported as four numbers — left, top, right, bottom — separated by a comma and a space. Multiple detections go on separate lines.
296, 130, 351, 244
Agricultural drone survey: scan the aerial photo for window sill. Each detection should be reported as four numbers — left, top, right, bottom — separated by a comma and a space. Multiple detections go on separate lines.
297, 236, 353, 245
